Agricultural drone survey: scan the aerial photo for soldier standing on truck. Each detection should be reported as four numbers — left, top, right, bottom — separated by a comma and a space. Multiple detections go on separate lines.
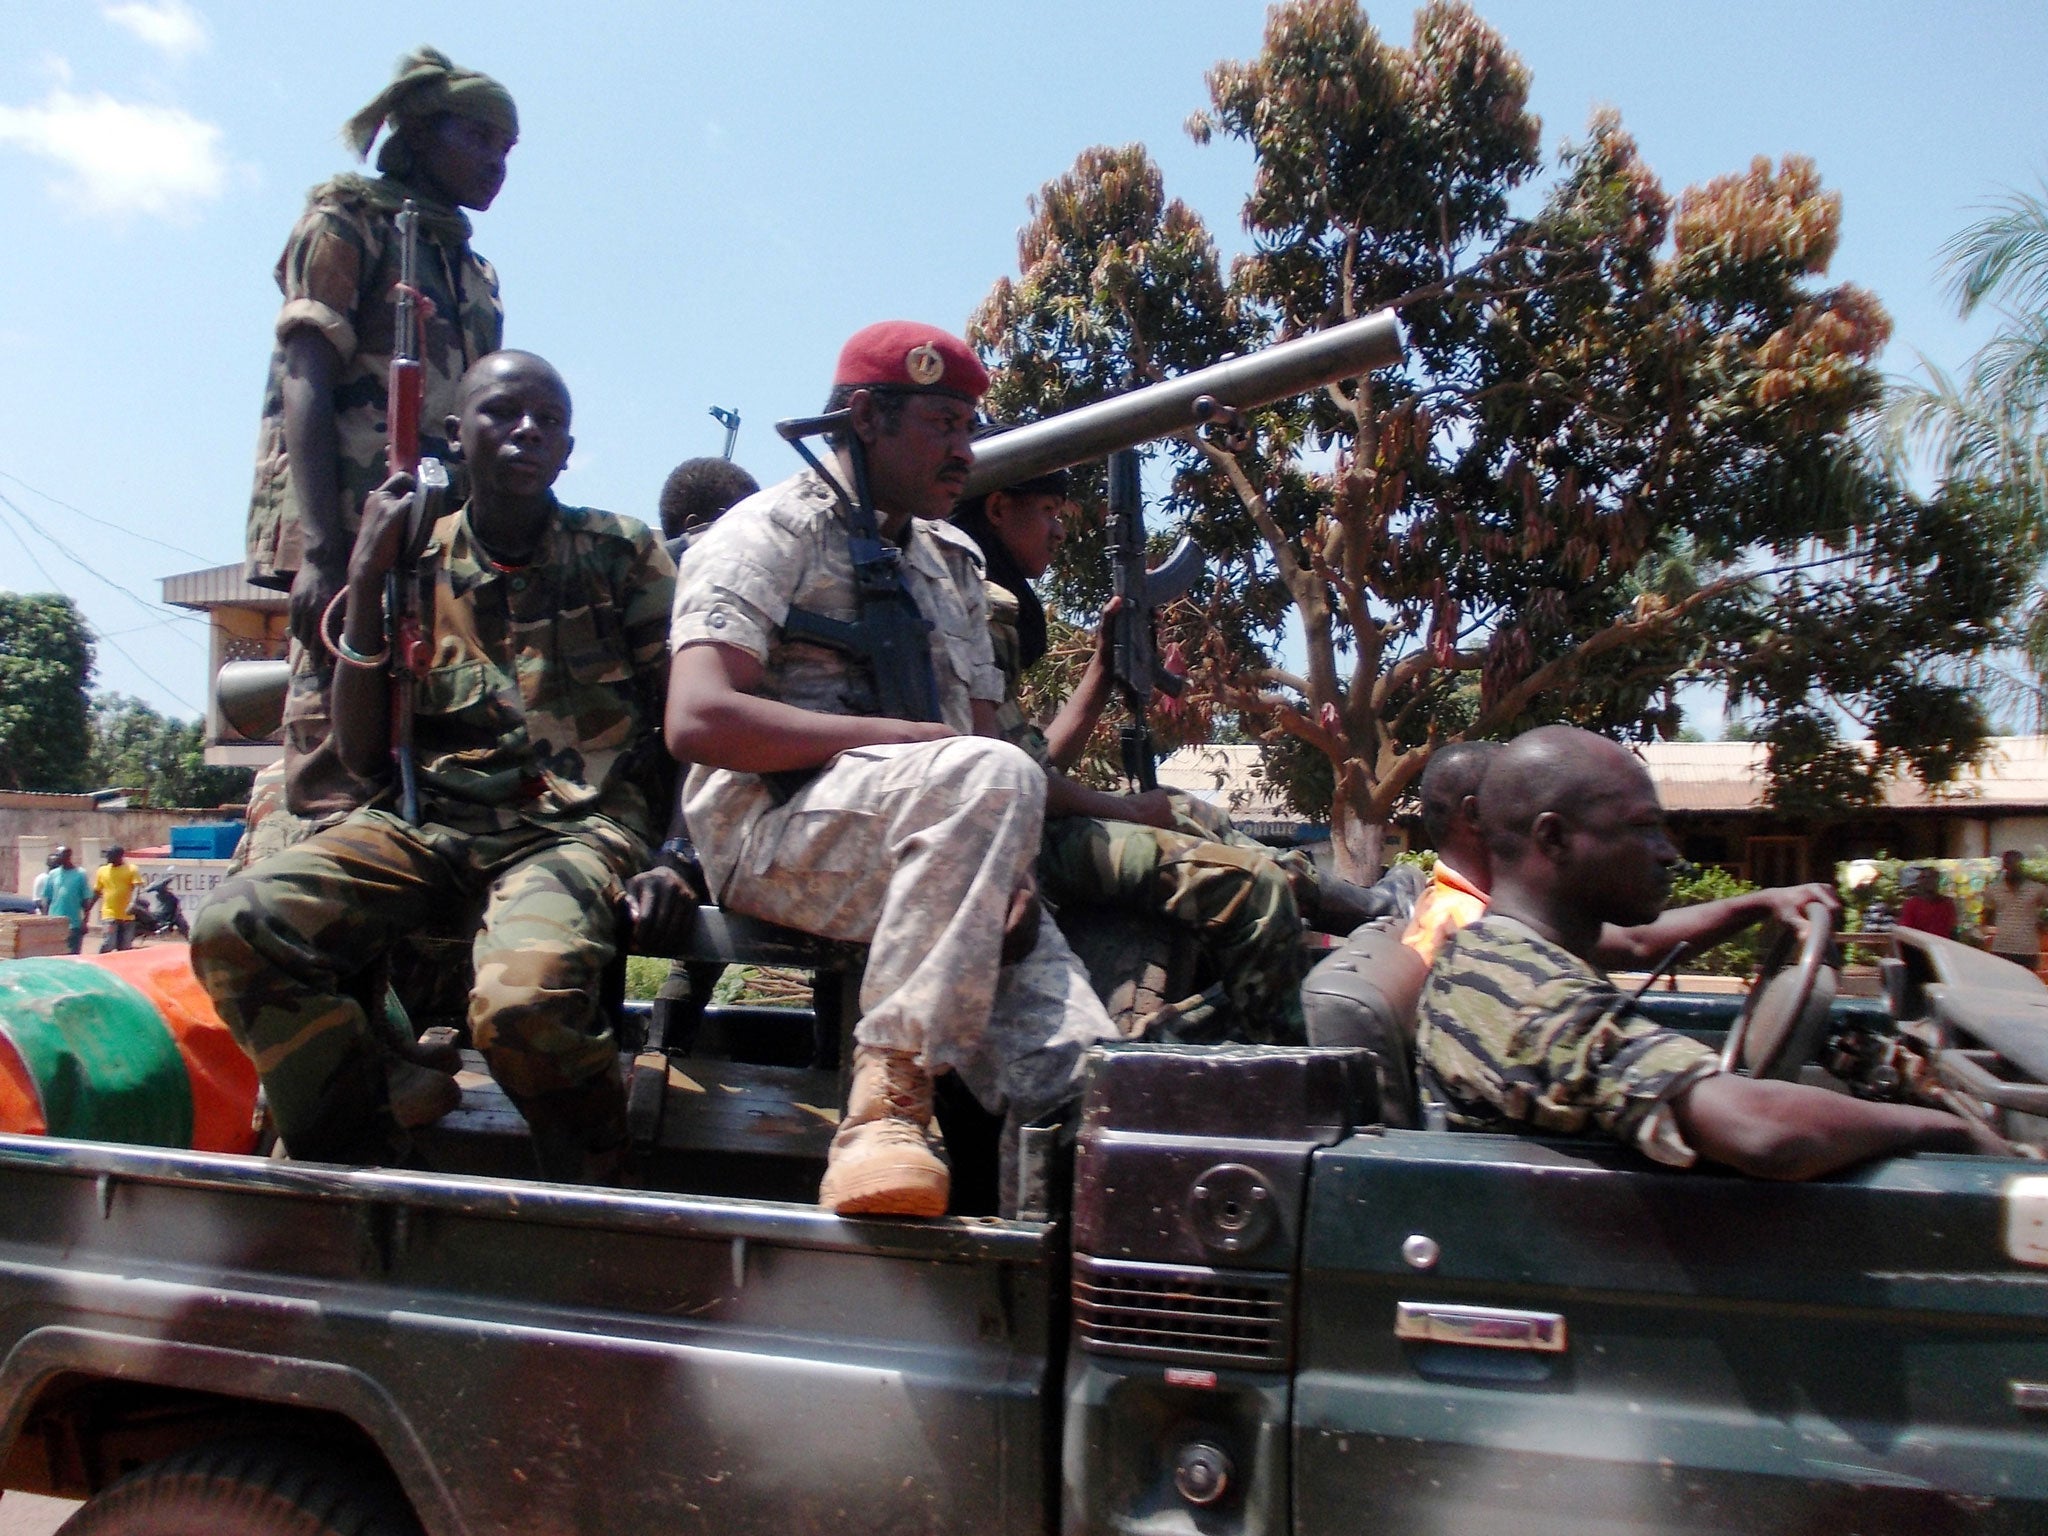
194, 351, 692, 1181
244, 46, 516, 829
951, 471, 1390, 1043
1417, 726, 2013, 1178
666, 322, 1119, 1219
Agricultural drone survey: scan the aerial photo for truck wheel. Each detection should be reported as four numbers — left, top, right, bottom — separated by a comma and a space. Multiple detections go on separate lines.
56, 1440, 420, 1536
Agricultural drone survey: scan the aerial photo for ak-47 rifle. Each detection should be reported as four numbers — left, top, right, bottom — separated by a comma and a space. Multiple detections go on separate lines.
1108, 448, 1203, 792
215, 310, 1407, 755
770, 411, 943, 727
384, 201, 449, 824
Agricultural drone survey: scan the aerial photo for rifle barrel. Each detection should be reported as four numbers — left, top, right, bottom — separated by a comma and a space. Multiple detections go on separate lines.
962, 308, 1403, 496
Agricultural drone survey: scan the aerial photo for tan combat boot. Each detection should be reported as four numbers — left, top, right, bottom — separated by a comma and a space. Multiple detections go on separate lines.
818, 1046, 950, 1217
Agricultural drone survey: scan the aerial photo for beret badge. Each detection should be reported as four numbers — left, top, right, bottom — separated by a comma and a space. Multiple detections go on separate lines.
904, 343, 946, 387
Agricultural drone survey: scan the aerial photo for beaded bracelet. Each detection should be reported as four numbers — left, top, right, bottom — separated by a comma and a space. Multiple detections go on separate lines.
321, 588, 389, 669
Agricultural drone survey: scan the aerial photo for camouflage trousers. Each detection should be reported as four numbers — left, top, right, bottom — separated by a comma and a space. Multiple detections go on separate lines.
708, 737, 1118, 1123
189, 807, 631, 1164
1038, 792, 1311, 1044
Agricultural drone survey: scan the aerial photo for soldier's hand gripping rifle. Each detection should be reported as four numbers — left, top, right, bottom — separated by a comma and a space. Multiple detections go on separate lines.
770, 411, 943, 726
384, 201, 449, 824
1108, 448, 1202, 792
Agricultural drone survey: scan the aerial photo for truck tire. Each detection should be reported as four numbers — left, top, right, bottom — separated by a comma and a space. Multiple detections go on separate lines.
56, 1440, 420, 1536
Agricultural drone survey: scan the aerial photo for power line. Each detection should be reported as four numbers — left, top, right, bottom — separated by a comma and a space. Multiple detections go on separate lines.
0, 467, 218, 565
0, 490, 209, 637
0, 501, 206, 716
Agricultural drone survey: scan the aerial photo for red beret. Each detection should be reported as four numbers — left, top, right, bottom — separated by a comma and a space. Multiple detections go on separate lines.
833, 321, 989, 401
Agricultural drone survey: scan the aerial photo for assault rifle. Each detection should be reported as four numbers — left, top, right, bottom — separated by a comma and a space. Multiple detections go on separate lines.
1107, 449, 1202, 792
771, 411, 942, 725
384, 200, 449, 823
218, 310, 1406, 753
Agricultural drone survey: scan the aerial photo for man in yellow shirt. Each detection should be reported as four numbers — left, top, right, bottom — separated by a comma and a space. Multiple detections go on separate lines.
88, 846, 145, 953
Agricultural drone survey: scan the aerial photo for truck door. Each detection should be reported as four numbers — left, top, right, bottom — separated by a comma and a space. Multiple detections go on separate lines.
1294, 1130, 2048, 1535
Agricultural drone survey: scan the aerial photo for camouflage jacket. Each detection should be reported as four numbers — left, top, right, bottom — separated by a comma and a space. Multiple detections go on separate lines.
1415, 914, 1721, 1167
245, 174, 503, 589
404, 499, 675, 861
982, 577, 1053, 769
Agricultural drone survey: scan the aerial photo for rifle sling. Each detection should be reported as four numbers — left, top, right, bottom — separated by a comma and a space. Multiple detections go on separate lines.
777, 432, 944, 726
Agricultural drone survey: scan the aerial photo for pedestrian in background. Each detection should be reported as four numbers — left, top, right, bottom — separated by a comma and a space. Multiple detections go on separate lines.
34, 846, 90, 955
87, 846, 143, 953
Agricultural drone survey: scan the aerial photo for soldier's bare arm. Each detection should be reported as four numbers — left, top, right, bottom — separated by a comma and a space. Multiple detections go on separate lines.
328, 473, 417, 780
1041, 597, 1123, 772
1593, 882, 1841, 968
1043, 775, 1176, 828
281, 327, 348, 650
1670, 1073, 1994, 1181
666, 643, 954, 773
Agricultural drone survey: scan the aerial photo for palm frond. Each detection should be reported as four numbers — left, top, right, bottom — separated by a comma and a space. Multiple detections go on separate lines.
1939, 184, 2048, 319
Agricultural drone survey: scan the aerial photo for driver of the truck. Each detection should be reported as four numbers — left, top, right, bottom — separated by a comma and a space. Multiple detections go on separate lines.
1404, 736, 1839, 974
1414, 725, 2011, 1179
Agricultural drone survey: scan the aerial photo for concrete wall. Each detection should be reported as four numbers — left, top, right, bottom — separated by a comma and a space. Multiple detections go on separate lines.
3, 800, 238, 895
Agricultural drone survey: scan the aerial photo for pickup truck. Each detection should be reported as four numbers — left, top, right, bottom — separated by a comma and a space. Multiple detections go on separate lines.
2, 918, 2045, 1535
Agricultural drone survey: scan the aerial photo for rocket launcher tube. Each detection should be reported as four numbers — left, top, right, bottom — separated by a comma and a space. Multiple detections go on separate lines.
960, 308, 1403, 497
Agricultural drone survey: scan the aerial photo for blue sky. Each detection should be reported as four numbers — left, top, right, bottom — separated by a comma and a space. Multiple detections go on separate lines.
1, 0, 2043, 721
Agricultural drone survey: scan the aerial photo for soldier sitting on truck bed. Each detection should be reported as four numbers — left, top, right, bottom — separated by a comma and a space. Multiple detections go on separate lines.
952, 472, 1391, 1043
1417, 726, 2010, 1179
665, 321, 1119, 1219
192, 350, 694, 1182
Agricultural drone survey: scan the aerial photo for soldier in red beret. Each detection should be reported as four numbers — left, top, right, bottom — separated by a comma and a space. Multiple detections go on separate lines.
665, 322, 1117, 1218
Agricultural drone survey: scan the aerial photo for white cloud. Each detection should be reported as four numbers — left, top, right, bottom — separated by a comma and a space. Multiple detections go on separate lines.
0, 85, 228, 220
101, 1, 209, 63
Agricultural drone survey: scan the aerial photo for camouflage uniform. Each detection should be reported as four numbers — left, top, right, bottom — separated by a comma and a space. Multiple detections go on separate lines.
226, 757, 309, 875
672, 471, 1117, 1121
1416, 914, 1723, 1167
192, 499, 674, 1165
245, 174, 504, 820
984, 577, 1312, 1043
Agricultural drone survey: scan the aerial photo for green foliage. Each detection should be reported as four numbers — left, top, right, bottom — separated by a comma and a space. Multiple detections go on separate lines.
623, 955, 670, 1002
1665, 866, 1765, 976
1256, 731, 1336, 820
86, 693, 254, 808
623, 958, 806, 1009
0, 592, 94, 792
973, 0, 2021, 870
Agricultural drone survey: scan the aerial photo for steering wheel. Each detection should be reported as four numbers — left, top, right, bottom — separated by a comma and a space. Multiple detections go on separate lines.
1720, 901, 1839, 1081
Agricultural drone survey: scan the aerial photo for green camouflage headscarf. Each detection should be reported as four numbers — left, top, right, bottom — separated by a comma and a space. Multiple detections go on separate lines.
342, 46, 517, 166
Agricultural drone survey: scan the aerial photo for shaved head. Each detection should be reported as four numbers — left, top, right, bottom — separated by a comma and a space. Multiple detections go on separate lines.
447, 349, 575, 515
459, 349, 570, 416
1418, 741, 1499, 848
1479, 726, 1653, 861
1476, 725, 1678, 940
